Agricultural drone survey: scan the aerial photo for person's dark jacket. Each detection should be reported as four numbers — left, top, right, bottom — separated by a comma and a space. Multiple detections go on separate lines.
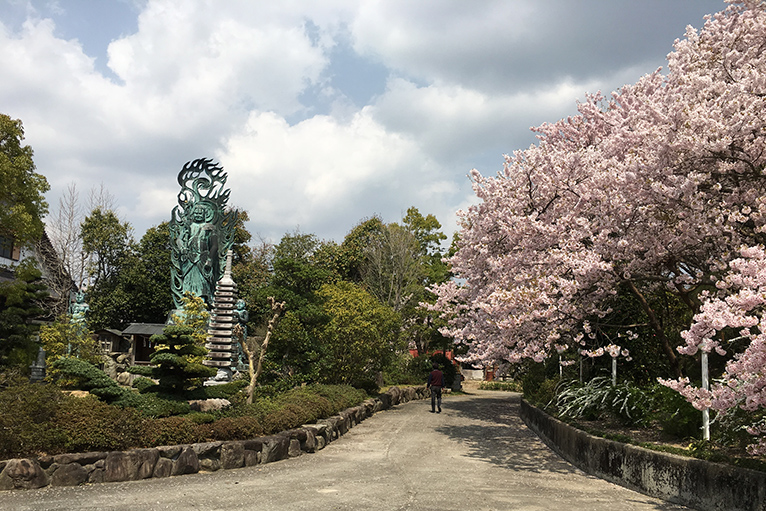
428, 369, 444, 388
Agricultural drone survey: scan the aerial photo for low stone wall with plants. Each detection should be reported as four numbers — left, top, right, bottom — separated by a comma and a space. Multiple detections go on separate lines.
0, 385, 428, 491
520, 398, 766, 511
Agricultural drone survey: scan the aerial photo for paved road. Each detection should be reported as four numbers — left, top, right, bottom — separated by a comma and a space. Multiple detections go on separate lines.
0, 390, 692, 511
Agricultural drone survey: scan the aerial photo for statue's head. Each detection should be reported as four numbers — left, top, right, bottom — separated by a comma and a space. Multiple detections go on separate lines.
191, 202, 215, 224
236, 298, 246, 310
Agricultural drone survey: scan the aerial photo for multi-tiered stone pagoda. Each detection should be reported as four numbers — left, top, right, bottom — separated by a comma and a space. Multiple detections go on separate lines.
203, 250, 238, 385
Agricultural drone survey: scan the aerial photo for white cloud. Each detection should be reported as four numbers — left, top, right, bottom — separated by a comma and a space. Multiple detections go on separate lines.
220, 110, 459, 242
0, 1, 350, 236
107, 3, 328, 117
367, 77, 608, 169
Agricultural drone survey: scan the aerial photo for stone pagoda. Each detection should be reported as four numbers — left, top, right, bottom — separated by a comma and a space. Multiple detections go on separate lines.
203, 250, 238, 385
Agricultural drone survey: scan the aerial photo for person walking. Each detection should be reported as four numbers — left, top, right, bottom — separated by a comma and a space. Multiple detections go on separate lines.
427, 362, 444, 413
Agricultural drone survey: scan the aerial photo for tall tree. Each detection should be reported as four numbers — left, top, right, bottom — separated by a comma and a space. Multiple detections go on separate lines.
0, 114, 49, 246
230, 210, 273, 319
361, 223, 424, 313
229, 208, 253, 267
335, 216, 385, 282
129, 222, 173, 322
315, 281, 399, 387
402, 207, 447, 267
257, 231, 334, 381
47, 183, 87, 289
80, 208, 135, 329
359, 208, 449, 355
80, 208, 134, 288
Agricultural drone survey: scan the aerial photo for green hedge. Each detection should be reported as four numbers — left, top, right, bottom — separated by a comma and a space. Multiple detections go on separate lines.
479, 381, 523, 392
0, 373, 68, 458
0, 372, 368, 458
55, 397, 146, 453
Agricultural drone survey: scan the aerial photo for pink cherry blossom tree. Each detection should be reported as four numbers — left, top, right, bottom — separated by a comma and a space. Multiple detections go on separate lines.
431, 0, 766, 429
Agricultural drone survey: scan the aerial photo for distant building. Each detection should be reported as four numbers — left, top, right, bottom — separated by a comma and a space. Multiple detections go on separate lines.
0, 230, 75, 319
121, 323, 166, 365
95, 328, 130, 355
0, 234, 21, 265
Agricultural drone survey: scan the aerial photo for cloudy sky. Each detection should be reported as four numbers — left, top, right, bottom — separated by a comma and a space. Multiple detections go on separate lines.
0, 0, 726, 246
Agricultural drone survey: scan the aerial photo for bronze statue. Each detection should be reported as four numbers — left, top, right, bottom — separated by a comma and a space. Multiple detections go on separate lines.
169, 159, 236, 308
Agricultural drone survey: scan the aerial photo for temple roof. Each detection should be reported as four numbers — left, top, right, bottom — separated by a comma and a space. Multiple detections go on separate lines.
122, 323, 166, 336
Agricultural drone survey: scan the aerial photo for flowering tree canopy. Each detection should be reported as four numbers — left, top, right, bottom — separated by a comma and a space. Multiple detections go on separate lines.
431, 0, 766, 449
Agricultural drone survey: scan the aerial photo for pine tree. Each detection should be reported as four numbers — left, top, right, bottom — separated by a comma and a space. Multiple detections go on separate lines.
128, 325, 215, 395
0, 259, 48, 367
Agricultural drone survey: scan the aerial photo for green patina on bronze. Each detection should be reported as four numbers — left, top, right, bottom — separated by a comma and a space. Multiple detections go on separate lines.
169, 158, 237, 308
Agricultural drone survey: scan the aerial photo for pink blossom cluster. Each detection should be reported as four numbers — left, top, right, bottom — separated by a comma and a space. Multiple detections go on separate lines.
663, 246, 766, 453
657, 377, 714, 411
581, 343, 631, 360
429, 1, 766, 453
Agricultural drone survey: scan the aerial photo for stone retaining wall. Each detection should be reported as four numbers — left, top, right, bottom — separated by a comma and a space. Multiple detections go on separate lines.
0, 385, 428, 491
520, 398, 766, 511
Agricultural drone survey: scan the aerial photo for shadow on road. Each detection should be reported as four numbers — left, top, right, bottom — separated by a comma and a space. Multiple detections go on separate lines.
434, 392, 579, 474
435, 392, 693, 511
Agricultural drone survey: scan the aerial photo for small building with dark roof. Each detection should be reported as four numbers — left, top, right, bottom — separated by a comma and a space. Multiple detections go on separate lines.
94, 328, 130, 355
121, 323, 166, 364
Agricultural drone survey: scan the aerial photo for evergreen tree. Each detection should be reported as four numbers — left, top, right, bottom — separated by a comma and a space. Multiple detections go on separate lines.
129, 325, 215, 396
0, 259, 48, 367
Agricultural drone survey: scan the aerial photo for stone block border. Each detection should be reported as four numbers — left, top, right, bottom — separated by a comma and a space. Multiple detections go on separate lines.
0, 385, 428, 491
520, 398, 766, 511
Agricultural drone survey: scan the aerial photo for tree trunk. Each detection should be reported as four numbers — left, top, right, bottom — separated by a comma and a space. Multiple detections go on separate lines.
237, 297, 285, 405
626, 280, 682, 378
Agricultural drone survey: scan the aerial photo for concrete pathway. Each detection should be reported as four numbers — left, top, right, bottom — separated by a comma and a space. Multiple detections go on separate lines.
0, 390, 692, 511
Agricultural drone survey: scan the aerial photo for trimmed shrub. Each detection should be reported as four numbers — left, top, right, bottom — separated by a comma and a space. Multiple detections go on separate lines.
274, 388, 332, 421
53, 357, 121, 393
185, 412, 216, 424
225, 399, 280, 421
144, 416, 204, 447
52, 357, 139, 406
128, 325, 216, 396
308, 384, 366, 411
201, 416, 264, 441
185, 379, 247, 400
1, 381, 369, 457
262, 403, 309, 434
132, 393, 191, 418
0, 372, 68, 458
54, 396, 145, 453
222, 384, 366, 434
52, 357, 192, 417
132, 376, 157, 393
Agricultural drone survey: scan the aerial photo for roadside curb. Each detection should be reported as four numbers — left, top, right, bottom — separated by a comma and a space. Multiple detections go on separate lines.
520, 398, 766, 511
